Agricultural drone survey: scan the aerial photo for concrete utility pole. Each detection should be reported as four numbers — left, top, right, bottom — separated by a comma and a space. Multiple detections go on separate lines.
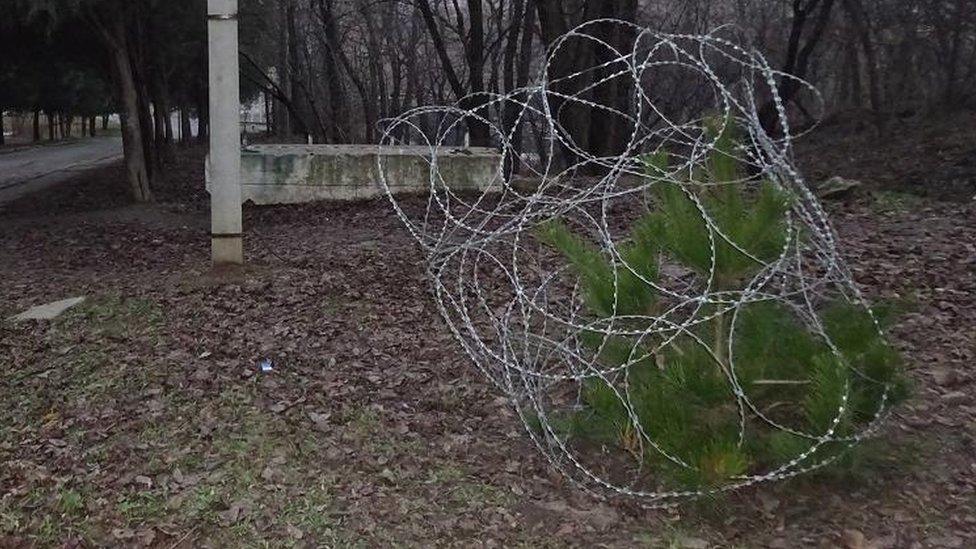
208, 0, 244, 264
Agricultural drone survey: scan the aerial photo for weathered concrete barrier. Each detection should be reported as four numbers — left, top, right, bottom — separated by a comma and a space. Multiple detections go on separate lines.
206, 144, 501, 205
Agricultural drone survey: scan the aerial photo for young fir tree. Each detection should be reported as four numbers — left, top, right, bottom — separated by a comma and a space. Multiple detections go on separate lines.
539, 119, 908, 490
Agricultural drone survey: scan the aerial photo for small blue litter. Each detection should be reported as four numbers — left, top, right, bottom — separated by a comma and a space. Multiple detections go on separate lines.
260, 359, 274, 373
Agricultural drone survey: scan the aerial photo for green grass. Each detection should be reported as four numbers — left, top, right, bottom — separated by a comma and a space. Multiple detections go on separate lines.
0, 295, 166, 423
871, 190, 924, 214
281, 484, 339, 540
118, 492, 166, 525
343, 406, 381, 438
187, 486, 222, 521
423, 463, 517, 508
68, 296, 164, 342
57, 489, 85, 516
0, 485, 94, 545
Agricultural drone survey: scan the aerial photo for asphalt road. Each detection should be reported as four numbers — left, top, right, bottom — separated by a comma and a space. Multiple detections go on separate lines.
0, 137, 124, 205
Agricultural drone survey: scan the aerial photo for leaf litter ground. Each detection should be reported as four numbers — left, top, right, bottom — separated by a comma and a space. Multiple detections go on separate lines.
0, 146, 974, 548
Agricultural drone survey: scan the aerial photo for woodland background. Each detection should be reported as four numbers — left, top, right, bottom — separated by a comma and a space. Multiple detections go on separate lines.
1, 0, 974, 199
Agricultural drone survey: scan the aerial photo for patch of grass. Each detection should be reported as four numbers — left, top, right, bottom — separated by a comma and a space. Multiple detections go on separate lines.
369, 437, 424, 465
452, 480, 517, 508
213, 435, 253, 461
634, 523, 721, 549
0, 487, 58, 540
343, 406, 381, 438
425, 463, 516, 508
871, 190, 924, 214
216, 385, 254, 410
138, 423, 168, 446
0, 486, 95, 545
210, 410, 278, 468
7, 347, 150, 428
426, 464, 467, 485
187, 486, 221, 522
173, 450, 205, 472
62, 295, 164, 343
58, 489, 85, 516
281, 483, 338, 540
914, 498, 951, 535
34, 515, 62, 546
117, 491, 166, 525
65, 349, 116, 394
0, 500, 25, 534
21, 487, 48, 509
226, 522, 265, 546
318, 295, 343, 316
5, 347, 108, 396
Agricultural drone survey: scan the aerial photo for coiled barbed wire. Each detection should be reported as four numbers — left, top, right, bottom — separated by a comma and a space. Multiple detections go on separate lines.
377, 20, 896, 504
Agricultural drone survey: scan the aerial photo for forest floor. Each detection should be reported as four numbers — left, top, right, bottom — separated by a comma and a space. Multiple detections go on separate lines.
0, 114, 974, 548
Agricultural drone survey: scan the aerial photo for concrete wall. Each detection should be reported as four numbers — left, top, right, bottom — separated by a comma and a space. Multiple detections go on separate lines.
206, 144, 502, 205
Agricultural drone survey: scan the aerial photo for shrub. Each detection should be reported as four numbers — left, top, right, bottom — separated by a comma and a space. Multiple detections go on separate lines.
539, 119, 908, 491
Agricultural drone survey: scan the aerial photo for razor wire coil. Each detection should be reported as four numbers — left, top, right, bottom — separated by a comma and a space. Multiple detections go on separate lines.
378, 20, 895, 504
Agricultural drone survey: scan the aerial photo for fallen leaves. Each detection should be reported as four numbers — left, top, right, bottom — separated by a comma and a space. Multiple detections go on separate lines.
111, 527, 155, 546
941, 391, 970, 406
1, 174, 975, 547
307, 411, 332, 431
841, 529, 869, 549
217, 500, 251, 526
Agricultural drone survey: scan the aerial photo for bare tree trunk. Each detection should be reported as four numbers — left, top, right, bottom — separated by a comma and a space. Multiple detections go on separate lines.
276, 0, 293, 138
536, 0, 602, 164
33, 110, 41, 142
152, 102, 166, 148
264, 92, 274, 136
128, 20, 158, 184
241, 48, 311, 138
759, 0, 838, 135
362, 3, 387, 129
107, 21, 152, 202
842, 0, 886, 131
285, 0, 322, 140
150, 28, 177, 150
196, 79, 210, 142
318, 0, 373, 142
151, 77, 174, 161
162, 92, 175, 146
465, 0, 491, 146
503, 0, 537, 175
0, 112, 5, 147
89, 116, 97, 137
940, 0, 971, 107
587, 1, 637, 161
180, 106, 193, 145
414, 0, 493, 146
